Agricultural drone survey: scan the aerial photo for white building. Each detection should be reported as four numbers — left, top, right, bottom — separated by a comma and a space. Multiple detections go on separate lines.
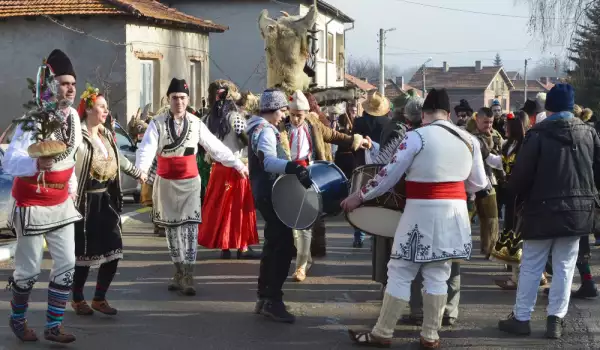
161, 0, 354, 92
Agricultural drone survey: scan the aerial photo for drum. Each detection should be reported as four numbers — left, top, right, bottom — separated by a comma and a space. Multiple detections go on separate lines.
272, 161, 348, 229
346, 164, 406, 238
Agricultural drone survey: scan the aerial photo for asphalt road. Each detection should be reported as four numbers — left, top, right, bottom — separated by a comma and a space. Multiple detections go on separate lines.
0, 206, 598, 349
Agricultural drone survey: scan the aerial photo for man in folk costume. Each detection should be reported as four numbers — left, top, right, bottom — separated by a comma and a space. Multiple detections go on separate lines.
342, 89, 488, 349
285, 90, 369, 281
136, 78, 248, 296
468, 107, 504, 257
5, 49, 82, 343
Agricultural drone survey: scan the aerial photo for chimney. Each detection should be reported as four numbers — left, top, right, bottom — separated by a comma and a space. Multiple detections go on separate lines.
396, 76, 405, 89
540, 76, 548, 84
475, 60, 482, 71
443, 61, 449, 72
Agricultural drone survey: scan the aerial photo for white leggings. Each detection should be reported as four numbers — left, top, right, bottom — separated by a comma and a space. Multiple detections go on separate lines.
293, 229, 313, 270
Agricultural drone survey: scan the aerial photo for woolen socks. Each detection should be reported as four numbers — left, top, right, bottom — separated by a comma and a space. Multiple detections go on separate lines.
372, 292, 407, 339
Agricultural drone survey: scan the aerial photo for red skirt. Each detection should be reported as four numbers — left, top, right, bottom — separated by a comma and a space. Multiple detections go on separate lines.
198, 162, 259, 249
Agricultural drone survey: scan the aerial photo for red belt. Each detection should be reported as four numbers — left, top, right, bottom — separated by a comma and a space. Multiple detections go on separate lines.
405, 181, 466, 200
12, 168, 73, 207
294, 159, 309, 167
157, 155, 199, 180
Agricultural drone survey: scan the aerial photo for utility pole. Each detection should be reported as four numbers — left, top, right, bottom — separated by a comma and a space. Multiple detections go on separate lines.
378, 28, 396, 95
421, 57, 433, 97
524, 58, 531, 101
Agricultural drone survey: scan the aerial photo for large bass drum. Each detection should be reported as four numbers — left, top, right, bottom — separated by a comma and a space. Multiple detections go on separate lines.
272, 161, 348, 230
345, 164, 406, 238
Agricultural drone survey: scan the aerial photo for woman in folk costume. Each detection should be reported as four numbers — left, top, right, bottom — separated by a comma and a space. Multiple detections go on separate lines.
198, 87, 260, 260
136, 78, 248, 296
71, 85, 145, 316
6, 49, 82, 343
350, 92, 391, 248
285, 90, 369, 281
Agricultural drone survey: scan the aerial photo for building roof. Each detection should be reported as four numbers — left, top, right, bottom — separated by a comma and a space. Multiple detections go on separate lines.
309, 0, 353, 23
408, 65, 514, 90
510, 79, 549, 93
345, 74, 376, 92
0, 0, 228, 33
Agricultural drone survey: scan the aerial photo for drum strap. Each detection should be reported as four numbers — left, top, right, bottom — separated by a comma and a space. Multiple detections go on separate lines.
431, 124, 473, 155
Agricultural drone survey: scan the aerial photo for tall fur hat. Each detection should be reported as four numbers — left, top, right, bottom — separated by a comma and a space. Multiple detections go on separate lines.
47, 49, 76, 79
208, 80, 241, 108
236, 91, 259, 115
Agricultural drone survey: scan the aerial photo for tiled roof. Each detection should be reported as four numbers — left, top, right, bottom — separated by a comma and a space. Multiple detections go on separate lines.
408, 66, 514, 90
345, 74, 376, 92
0, 0, 227, 33
510, 79, 549, 92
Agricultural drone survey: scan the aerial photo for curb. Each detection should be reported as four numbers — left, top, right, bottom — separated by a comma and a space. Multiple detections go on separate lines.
0, 207, 152, 263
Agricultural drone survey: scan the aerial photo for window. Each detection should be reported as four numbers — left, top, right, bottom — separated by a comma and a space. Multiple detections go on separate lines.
327, 32, 334, 62
317, 30, 325, 59
139, 60, 154, 111
189, 61, 202, 108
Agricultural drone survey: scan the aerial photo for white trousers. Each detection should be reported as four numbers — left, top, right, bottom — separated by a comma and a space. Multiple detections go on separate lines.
165, 224, 198, 265
293, 229, 313, 270
386, 258, 452, 301
514, 236, 580, 321
13, 221, 76, 290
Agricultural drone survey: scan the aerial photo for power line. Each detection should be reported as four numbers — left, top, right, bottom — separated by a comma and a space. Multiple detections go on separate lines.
385, 45, 566, 56
392, 0, 568, 20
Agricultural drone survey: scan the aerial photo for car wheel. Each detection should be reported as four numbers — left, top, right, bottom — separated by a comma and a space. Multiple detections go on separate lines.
132, 193, 141, 203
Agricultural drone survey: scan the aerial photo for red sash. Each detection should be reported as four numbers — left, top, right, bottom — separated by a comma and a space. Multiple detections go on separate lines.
157, 155, 199, 180
12, 168, 73, 207
294, 159, 309, 167
405, 181, 466, 200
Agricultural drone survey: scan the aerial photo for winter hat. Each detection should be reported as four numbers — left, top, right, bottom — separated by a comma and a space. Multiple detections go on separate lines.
422, 88, 450, 113
260, 88, 288, 113
166, 78, 189, 96
289, 90, 310, 111
535, 92, 547, 113
46, 49, 76, 79
491, 99, 501, 107
454, 99, 473, 114
545, 83, 575, 112
520, 99, 537, 116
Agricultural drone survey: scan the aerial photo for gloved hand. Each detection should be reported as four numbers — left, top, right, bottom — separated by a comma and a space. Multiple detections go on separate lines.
285, 162, 312, 189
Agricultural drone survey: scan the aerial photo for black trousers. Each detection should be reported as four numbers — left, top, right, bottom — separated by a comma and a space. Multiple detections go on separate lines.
255, 197, 294, 302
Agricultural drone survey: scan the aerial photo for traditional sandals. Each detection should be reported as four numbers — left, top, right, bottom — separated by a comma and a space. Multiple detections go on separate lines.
348, 330, 392, 348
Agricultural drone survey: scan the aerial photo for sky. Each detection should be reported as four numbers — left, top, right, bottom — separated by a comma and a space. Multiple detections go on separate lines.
324, 0, 570, 75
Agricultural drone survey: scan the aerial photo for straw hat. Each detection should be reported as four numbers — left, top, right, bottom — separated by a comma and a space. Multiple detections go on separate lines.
362, 92, 390, 117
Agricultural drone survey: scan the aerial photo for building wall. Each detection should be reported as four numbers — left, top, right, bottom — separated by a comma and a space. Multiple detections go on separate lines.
0, 17, 126, 128
125, 23, 210, 121
446, 89, 485, 121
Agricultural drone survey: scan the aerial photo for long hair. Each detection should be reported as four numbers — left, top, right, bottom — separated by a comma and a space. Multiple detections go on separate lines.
206, 97, 236, 140
501, 110, 528, 157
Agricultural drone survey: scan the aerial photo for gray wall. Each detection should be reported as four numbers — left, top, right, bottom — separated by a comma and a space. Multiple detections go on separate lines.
169, 0, 286, 93
0, 17, 127, 129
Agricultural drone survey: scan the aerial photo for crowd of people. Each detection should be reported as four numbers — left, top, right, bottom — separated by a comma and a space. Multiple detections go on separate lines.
3, 48, 599, 350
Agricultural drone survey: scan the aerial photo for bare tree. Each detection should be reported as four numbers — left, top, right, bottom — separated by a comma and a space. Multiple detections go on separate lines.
528, 56, 569, 78
93, 50, 126, 121
346, 56, 401, 82
519, 0, 594, 49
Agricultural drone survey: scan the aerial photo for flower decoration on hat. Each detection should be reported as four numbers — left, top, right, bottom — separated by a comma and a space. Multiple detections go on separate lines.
506, 112, 515, 120
77, 83, 100, 118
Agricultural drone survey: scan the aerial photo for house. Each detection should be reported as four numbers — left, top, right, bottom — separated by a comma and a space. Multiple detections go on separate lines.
408, 61, 514, 119
506, 71, 524, 80
0, 0, 227, 127
160, 0, 354, 93
510, 79, 549, 111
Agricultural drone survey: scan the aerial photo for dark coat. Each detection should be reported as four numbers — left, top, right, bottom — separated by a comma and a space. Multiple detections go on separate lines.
352, 114, 390, 166
508, 114, 600, 240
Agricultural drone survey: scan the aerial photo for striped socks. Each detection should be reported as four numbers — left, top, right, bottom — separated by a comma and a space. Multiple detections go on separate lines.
46, 282, 70, 330
9, 280, 32, 337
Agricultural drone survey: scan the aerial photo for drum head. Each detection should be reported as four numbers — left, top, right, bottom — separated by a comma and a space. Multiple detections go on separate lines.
272, 174, 321, 229
346, 207, 402, 238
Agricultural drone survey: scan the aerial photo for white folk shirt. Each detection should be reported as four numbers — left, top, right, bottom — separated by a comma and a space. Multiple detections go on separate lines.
358, 120, 488, 262
135, 111, 244, 227
3, 107, 83, 234
289, 124, 312, 162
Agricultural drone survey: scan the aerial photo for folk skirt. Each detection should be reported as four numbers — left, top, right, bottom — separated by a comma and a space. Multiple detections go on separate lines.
198, 162, 259, 250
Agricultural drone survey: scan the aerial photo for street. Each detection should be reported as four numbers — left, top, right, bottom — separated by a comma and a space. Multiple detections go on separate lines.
0, 206, 598, 349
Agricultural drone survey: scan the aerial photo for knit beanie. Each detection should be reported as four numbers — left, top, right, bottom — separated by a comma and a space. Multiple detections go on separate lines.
545, 84, 575, 113
260, 89, 288, 113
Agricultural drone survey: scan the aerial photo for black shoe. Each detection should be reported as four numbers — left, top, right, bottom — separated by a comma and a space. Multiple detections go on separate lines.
220, 250, 231, 259
498, 313, 531, 336
254, 299, 265, 314
442, 316, 457, 326
545, 315, 565, 339
262, 300, 296, 324
571, 281, 598, 299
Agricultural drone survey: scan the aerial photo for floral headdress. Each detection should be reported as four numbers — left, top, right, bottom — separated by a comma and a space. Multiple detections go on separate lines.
77, 83, 100, 118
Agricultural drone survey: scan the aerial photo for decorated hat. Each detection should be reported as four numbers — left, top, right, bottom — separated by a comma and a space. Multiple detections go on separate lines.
166, 78, 189, 96
422, 88, 450, 113
77, 83, 100, 119
46, 49, 76, 79
289, 90, 310, 111
362, 92, 390, 117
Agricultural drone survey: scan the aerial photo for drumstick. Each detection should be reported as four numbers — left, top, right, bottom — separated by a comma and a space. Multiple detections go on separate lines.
294, 188, 310, 228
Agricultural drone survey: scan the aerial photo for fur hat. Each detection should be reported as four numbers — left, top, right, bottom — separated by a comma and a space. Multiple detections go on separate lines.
208, 80, 241, 108
535, 92, 547, 113
289, 90, 310, 111
260, 89, 288, 112
237, 91, 259, 115
362, 92, 390, 117
166, 78, 189, 96
46, 49, 76, 79
454, 99, 473, 114
422, 88, 450, 113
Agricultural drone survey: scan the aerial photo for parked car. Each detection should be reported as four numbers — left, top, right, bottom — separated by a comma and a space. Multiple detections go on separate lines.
0, 119, 141, 231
